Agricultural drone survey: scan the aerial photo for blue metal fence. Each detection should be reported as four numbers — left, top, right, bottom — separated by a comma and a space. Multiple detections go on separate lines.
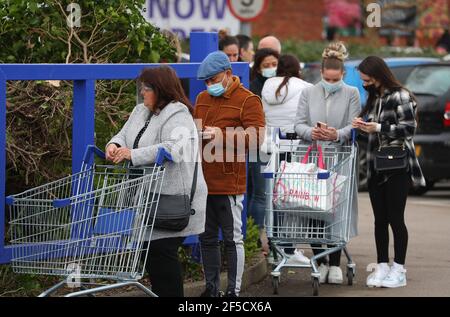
0, 32, 250, 264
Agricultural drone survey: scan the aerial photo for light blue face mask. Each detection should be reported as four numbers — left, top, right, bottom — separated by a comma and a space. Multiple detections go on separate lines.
321, 79, 344, 94
206, 75, 227, 97
262, 67, 277, 78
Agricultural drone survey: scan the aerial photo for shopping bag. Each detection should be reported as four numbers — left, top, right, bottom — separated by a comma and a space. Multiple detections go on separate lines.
273, 145, 346, 211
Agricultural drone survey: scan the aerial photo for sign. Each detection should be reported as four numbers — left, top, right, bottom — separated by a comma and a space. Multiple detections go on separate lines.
142, 0, 240, 39
227, 0, 268, 22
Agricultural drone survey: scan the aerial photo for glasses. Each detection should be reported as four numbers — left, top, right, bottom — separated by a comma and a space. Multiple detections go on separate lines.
140, 85, 154, 93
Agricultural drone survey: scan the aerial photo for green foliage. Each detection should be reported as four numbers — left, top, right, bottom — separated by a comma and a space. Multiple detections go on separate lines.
244, 216, 261, 263
1, 0, 176, 194
0, 265, 59, 297
0, 0, 175, 63
282, 39, 441, 63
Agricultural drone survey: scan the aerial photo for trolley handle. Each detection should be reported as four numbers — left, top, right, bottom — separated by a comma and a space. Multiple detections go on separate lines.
82, 145, 106, 164
155, 147, 173, 166
351, 128, 357, 144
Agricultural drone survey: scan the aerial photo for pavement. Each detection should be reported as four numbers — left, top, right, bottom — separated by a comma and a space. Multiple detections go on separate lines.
240, 183, 450, 297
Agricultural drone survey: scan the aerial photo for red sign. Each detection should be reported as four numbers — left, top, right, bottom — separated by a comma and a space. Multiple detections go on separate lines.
227, 0, 269, 22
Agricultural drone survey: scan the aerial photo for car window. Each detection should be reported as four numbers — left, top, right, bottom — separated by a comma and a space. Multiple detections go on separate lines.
405, 66, 450, 96
390, 66, 414, 84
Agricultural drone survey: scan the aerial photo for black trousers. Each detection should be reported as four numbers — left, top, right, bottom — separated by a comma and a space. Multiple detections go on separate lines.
145, 237, 185, 297
368, 170, 411, 265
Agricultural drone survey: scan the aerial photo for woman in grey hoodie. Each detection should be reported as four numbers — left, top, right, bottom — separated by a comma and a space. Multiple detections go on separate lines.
106, 66, 207, 297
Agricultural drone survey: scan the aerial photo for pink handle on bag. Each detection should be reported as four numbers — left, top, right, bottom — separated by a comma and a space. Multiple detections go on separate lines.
301, 145, 326, 170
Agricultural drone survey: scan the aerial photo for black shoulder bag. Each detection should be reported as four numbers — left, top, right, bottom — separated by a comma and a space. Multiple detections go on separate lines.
133, 113, 197, 231
373, 98, 408, 173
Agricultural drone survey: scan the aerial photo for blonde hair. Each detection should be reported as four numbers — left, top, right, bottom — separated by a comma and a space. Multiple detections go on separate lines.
321, 42, 348, 71
322, 42, 348, 61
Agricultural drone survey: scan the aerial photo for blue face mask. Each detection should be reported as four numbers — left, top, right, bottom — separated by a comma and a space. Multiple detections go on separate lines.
262, 67, 277, 78
206, 75, 227, 97
321, 79, 343, 94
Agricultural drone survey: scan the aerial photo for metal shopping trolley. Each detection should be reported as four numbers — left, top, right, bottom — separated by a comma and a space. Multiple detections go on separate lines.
263, 131, 358, 296
6, 145, 172, 297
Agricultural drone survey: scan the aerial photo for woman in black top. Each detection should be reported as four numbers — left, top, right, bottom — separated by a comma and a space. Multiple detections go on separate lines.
353, 56, 425, 289
250, 48, 280, 97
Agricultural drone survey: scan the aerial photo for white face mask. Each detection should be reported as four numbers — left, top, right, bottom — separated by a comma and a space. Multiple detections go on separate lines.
320, 78, 344, 94
262, 67, 277, 78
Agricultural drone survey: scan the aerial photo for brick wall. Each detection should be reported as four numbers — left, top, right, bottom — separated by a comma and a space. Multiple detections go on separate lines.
250, 0, 450, 47
251, 0, 326, 41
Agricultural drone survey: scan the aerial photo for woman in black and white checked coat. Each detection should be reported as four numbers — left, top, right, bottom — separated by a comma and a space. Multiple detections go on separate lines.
353, 56, 425, 289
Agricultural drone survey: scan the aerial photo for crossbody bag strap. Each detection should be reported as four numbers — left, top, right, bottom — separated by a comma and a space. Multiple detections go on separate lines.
190, 160, 198, 205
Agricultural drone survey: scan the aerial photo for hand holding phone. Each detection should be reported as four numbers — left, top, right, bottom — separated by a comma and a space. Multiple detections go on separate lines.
316, 121, 328, 129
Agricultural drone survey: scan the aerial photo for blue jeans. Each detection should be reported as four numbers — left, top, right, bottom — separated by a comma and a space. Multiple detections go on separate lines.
247, 157, 266, 229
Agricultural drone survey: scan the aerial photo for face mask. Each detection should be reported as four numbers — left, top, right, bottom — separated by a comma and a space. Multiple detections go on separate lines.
262, 67, 277, 78
207, 75, 227, 97
321, 79, 343, 94
363, 84, 377, 95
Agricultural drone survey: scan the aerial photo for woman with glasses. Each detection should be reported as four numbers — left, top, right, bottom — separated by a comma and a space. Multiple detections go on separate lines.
105, 65, 208, 297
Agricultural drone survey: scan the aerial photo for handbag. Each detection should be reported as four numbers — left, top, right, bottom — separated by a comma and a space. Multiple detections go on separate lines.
373, 98, 408, 173
133, 112, 197, 231
151, 162, 197, 231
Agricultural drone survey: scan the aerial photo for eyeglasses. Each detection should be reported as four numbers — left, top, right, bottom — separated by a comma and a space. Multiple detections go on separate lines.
140, 85, 154, 93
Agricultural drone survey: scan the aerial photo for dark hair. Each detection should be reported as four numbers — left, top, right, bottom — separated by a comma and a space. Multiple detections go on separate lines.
236, 34, 252, 50
275, 54, 301, 100
357, 56, 412, 117
138, 66, 193, 114
251, 48, 280, 80
219, 35, 239, 51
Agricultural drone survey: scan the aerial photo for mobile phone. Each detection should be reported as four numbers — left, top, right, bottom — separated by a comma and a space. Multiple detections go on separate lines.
317, 121, 328, 129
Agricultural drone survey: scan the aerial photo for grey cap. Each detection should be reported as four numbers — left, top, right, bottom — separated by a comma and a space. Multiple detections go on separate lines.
197, 51, 231, 80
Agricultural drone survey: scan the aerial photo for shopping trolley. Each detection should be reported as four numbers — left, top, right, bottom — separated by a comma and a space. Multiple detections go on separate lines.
6, 145, 172, 297
263, 130, 358, 296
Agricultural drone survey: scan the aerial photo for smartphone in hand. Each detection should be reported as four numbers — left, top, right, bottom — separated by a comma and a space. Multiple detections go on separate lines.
316, 121, 328, 129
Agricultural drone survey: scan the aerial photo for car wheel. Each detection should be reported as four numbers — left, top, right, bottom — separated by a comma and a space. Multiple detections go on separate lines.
409, 180, 435, 196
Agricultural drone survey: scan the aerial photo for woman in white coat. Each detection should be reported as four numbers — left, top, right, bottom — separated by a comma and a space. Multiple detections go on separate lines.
258, 54, 313, 257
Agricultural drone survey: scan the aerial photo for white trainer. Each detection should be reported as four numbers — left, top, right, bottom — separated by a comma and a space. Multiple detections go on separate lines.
317, 263, 329, 284
366, 263, 390, 288
328, 266, 343, 284
290, 249, 310, 265
381, 266, 407, 288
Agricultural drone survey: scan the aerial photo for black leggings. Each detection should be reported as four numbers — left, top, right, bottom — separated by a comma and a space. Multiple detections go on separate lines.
145, 237, 185, 297
368, 170, 411, 265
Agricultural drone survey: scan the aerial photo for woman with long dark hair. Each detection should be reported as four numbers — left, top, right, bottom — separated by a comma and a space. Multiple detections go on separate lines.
353, 56, 425, 288
258, 54, 313, 258
106, 66, 208, 296
250, 48, 280, 97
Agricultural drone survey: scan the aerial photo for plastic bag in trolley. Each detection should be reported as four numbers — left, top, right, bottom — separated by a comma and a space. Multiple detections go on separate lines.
272, 145, 347, 211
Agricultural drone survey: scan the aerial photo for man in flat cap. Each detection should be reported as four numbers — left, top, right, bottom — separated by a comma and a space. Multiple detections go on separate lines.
194, 51, 265, 297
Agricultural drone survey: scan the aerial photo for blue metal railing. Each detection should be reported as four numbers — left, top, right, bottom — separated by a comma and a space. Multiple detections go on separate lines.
0, 32, 250, 264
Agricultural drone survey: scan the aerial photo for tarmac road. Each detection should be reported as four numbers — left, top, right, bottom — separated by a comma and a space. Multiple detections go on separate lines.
240, 184, 450, 297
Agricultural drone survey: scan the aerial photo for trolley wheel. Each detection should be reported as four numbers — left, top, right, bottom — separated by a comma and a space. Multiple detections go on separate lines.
312, 278, 319, 296
347, 267, 354, 286
272, 276, 280, 295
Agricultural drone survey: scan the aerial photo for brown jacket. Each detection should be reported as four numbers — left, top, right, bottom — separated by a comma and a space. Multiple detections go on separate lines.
194, 76, 265, 195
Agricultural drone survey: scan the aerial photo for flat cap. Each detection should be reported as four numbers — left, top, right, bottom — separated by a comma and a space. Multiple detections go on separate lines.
197, 51, 231, 80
